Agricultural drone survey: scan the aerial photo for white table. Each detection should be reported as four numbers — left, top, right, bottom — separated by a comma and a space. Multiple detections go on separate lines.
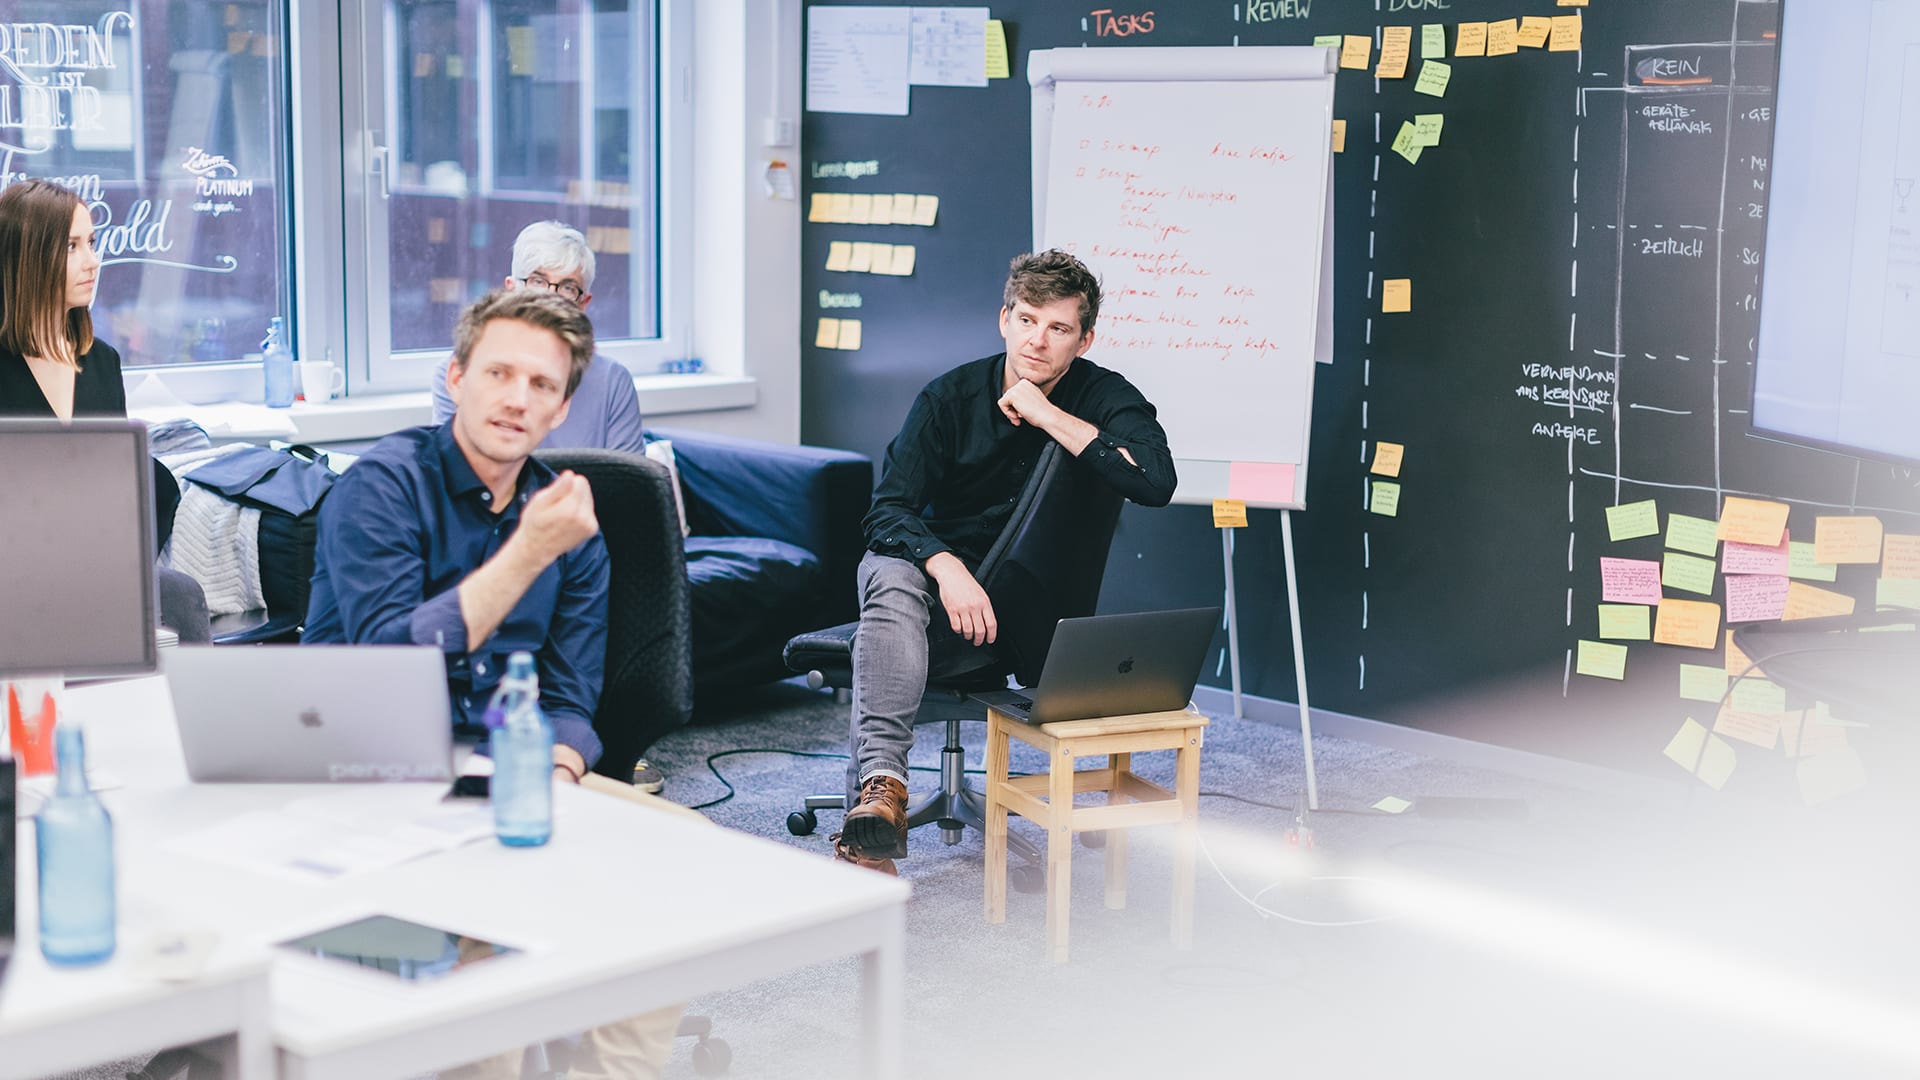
8, 677, 908, 1079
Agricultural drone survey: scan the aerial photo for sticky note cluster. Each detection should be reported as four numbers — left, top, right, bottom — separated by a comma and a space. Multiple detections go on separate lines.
1367, 441, 1409, 515
814, 317, 863, 351
826, 241, 918, 276
808, 192, 940, 227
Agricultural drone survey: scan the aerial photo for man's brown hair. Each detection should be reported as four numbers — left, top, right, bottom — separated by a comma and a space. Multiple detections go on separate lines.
0, 179, 94, 367
450, 287, 595, 398
1002, 249, 1103, 335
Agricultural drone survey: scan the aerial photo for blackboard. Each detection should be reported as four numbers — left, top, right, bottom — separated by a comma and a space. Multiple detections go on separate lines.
799, 0, 1920, 778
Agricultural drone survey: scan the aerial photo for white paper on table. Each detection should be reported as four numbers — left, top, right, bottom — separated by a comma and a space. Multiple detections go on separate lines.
165, 789, 494, 884
806, 5, 911, 115
909, 7, 988, 87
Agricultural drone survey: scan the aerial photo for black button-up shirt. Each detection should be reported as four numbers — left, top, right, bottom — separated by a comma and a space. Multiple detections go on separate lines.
863, 354, 1176, 569
303, 424, 610, 765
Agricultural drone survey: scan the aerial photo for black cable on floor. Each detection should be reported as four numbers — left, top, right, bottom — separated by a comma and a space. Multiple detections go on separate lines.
688, 747, 1023, 811
1200, 790, 1373, 816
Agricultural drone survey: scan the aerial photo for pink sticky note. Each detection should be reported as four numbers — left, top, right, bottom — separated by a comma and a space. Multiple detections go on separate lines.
1725, 574, 1788, 622
1723, 532, 1789, 576
1227, 462, 1296, 507
1600, 557, 1662, 605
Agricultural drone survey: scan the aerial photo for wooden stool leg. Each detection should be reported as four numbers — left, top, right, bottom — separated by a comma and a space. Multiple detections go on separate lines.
1171, 729, 1203, 948
1046, 744, 1075, 963
984, 713, 1010, 924
1104, 751, 1130, 910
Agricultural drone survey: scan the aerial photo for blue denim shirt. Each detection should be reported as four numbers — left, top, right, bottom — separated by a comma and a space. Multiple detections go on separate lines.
303, 424, 609, 765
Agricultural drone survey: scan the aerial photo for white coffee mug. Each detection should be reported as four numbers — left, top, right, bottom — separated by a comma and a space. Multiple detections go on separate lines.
298, 358, 344, 402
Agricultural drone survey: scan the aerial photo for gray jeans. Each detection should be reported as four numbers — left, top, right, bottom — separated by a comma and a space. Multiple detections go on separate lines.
847, 551, 997, 800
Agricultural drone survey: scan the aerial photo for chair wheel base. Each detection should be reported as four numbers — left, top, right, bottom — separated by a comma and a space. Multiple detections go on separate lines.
786, 810, 818, 836
1080, 831, 1105, 849
691, 1037, 732, 1076
1010, 862, 1046, 894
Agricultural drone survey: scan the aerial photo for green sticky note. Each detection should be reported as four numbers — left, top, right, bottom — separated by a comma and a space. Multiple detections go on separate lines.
1390, 121, 1423, 164
1414, 59, 1451, 97
1597, 604, 1651, 640
1606, 499, 1660, 541
1679, 664, 1728, 703
1662, 551, 1717, 595
1878, 577, 1920, 610
1313, 34, 1343, 48
1370, 480, 1402, 516
1666, 513, 1720, 557
1371, 795, 1412, 814
1412, 113, 1444, 147
1787, 541, 1838, 582
1729, 677, 1786, 715
1576, 639, 1628, 680
1422, 24, 1446, 59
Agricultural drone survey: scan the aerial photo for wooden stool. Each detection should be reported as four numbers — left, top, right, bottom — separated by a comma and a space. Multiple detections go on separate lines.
983, 706, 1209, 963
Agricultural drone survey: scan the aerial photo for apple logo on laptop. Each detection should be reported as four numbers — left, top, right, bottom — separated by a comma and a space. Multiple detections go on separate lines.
1117, 657, 1135, 675
299, 708, 323, 728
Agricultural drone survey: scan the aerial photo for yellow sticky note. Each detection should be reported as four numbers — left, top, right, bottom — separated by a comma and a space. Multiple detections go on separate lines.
1340, 34, 1372, 71
1662, 718, 1710, 772
1549, 14, 1583, 51
1456, 22, 1488, 57
1662, 551, 1717, 596
824, 241, 853, 272
867, 243, 895, 274
836, 318, 862, 351
1486, 19, 1519, 56
1606, 499, 1659, 541
1377, 26, 1412, 78
1391, 121, 1424, 164
984, 19, 1009, 79
912, 194, 939, 227
847, 242, 875, 273
1412, 114, 1444, 147
1813, 515, 1884, 564
1422, 24, 1446, 59
1413, 60, 1451, 97
1371, 441, 1405, 477
1679, 664, 1728, 703
1332, 118, 1347, 153
1728, 677, 1786, 716
1558, 0, 1589, 6
1383, 278, 1412, 312
848, 193, 873, 225
1714, 706, 1781, 751
1717, 496, 1790, 546
893, 194, 916, 222
1517, 16, 1551, 47
1882, 534, 1920, 579
1212, 499, 1247, 529
1654, 598, 1721, 650
1372, 796, 1413, 814
808, 193, 831, 223
887, 244, 916, 276
1797, 747, 1868, 806
867, 193, 896, 226
1597, 604, 1651, 641
1695, 734, 1737, 791
828, 192, 854, 223
1370, 480, 1401, 517
1576, 640, 1628, 680
1665, 513, 1720, 557
814, 317, 841, 349
1782, 581, 1855, 621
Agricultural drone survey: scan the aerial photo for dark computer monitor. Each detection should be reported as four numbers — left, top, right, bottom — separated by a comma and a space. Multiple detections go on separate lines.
0, 419, 158, 679
0, 760, 13, 989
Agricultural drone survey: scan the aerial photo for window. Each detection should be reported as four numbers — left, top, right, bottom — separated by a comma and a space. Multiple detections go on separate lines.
0, 0, 685, 397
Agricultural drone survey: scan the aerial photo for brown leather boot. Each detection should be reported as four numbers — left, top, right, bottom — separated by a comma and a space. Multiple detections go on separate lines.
840, 774, 908, 859
830, 832, 898, 876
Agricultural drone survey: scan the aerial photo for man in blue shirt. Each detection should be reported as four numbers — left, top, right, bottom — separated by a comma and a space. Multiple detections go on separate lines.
306, 288, 610, 784
430, 220, 645, 454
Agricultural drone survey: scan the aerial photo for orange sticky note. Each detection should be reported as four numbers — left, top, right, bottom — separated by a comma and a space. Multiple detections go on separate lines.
1716, 496, 1790, 546
1813, 515, 1884, 565
814, 318, 841, 349
1486, 19, 1519, 56
836, 319, 862, 351
1377, 26, 1412, 78
1212, 499, 1248, 529
1332, 118, 1347, 153
1883, 534, 1920, 579
1455, 22, 1488, 57
1371, 441, 1405, 477
1782, 581, 1855, 621
1549, 14, 1582, 51
1340, 35, 1372, 71
1714, 706, 1781, 751
1517, 16, 1551, 47
1383, 278, 1411, 313
807, 193, 831, 223
1653, 599, 1721, 650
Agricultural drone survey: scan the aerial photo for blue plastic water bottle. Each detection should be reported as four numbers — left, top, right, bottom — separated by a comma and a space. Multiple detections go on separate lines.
36, 725, 115, 965
490, 652, 553, 847
262, 316, 296, 408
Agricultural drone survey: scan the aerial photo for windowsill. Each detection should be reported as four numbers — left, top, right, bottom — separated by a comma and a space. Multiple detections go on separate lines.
128, 373, 756, 445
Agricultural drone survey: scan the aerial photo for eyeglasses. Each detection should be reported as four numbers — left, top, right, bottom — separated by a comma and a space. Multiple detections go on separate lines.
519, 274, 586, 302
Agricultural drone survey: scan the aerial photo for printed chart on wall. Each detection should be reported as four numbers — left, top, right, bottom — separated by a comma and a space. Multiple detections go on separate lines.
1030, 47, 1336, 510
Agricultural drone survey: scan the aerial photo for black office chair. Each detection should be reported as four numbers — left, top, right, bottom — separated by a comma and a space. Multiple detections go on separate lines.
782, 442, 1127, 868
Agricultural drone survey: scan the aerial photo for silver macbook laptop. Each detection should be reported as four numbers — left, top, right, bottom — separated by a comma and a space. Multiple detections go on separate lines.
164, 645, 455, 782
972, 607, 1220, 724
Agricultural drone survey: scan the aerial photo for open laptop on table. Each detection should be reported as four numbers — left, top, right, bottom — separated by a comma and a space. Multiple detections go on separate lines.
163, 645, 456, 782
971, 607, 1220, 724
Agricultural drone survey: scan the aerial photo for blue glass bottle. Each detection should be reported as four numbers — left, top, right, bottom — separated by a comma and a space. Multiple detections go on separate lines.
36, 725, 115, 966
490, 652, 553, 847
262, 316, 296, 408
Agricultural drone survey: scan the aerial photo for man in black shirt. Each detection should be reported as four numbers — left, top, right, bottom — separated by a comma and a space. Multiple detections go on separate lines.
835, 250, 1177, 874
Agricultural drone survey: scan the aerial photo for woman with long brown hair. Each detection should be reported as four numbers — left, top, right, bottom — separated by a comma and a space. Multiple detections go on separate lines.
0, 178, 113, 418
